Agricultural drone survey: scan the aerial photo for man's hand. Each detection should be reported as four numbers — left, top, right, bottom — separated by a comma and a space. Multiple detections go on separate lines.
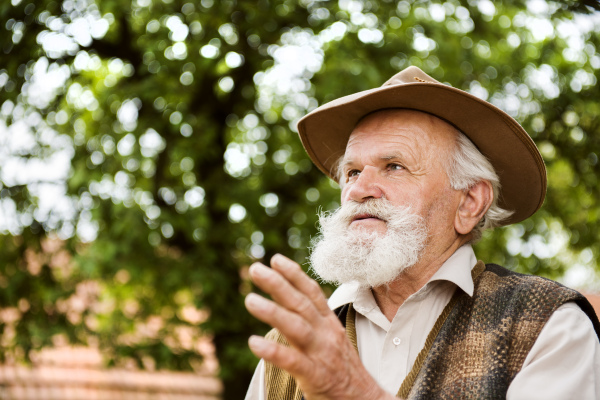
245, 254, 395, 400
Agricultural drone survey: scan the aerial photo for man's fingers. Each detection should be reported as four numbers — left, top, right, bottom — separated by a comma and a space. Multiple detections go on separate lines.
245, 293, 312, 347
248, 335, 311, 378
249, 262, 319, 320
270, 254, 331, 315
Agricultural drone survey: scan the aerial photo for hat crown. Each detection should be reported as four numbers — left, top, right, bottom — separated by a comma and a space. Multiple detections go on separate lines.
382, 66, 440, 87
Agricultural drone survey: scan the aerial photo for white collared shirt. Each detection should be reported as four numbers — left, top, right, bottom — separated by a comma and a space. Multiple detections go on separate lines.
246, 245, 600, 399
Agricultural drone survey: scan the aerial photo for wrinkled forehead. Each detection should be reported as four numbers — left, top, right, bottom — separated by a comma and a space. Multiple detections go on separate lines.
345, 109, 460, 156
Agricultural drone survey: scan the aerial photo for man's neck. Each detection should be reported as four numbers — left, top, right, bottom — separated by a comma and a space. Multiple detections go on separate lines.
371, 236, 470, 321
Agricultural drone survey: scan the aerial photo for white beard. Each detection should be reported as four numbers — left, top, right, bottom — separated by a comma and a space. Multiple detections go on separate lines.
309, 199, 428, 288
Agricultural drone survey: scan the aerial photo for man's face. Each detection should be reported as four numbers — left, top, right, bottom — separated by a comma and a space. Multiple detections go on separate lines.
308, 109, 465, 287
339, 109, 462, 246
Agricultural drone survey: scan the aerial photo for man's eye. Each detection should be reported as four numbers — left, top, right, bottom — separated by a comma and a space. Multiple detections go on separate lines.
389, 163, 404, 171
347, 170, 360, 178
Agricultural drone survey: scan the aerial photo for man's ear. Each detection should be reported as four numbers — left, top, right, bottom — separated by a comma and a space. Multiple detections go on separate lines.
455, 180, 493, 235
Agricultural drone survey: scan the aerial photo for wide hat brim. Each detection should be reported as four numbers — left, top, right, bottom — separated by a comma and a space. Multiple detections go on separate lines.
297, 66, 546, 226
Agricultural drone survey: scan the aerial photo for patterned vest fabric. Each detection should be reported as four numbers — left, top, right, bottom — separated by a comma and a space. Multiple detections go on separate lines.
406, 264, 599, 399
264, 329, 304, 400
263, 264, 600, 400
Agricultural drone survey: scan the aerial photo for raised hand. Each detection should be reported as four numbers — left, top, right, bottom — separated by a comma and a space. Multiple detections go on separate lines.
245, 253, 395, 400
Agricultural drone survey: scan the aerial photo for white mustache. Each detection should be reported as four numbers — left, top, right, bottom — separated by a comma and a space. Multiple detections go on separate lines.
331, 199, 417, 229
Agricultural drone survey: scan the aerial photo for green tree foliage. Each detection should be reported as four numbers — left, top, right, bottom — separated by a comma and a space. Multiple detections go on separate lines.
0, 0, 599, 397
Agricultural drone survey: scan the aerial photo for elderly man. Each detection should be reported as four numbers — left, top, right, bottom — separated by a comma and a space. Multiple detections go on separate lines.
244, 66, 600, 399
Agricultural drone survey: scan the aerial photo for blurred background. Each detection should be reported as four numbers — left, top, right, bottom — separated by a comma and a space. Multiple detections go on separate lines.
1, 0, 600, 398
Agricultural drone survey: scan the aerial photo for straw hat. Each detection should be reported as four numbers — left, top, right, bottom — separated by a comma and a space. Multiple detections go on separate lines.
296, 66, 546, 226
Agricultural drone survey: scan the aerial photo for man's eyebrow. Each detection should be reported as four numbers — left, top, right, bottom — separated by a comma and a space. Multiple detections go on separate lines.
380, 154, 402, 161
340, 154, 403, 168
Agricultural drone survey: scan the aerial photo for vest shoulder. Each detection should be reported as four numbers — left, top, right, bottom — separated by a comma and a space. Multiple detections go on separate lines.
484, 263, 600, 339
483, 263, 580, 296
485, 262, 558, 282
474, 263, 583, 332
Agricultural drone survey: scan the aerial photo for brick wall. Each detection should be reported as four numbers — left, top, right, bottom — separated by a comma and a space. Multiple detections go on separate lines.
0, 347, 222, 400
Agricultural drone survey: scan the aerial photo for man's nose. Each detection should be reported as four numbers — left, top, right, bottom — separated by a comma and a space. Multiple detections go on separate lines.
344, 166, 383, 202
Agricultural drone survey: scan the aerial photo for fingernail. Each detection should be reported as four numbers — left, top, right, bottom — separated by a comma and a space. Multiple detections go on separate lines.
249, 335, 268, 353
271, 254, 290, 269
245, 293, 268, 310
250, 263, 268, 277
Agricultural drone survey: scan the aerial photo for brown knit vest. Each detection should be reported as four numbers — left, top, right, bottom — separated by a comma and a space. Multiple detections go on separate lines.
264, 263, 600, 399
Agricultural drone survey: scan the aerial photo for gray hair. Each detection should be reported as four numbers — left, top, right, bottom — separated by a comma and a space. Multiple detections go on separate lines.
333, 130, 513, 242
446, 132, 513, 242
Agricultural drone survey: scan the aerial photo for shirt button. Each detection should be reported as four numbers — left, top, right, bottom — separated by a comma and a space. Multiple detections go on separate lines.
393, 337, 401, 346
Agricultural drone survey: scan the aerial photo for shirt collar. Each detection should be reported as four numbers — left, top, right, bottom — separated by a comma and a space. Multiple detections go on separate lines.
327, 244, 478, 310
